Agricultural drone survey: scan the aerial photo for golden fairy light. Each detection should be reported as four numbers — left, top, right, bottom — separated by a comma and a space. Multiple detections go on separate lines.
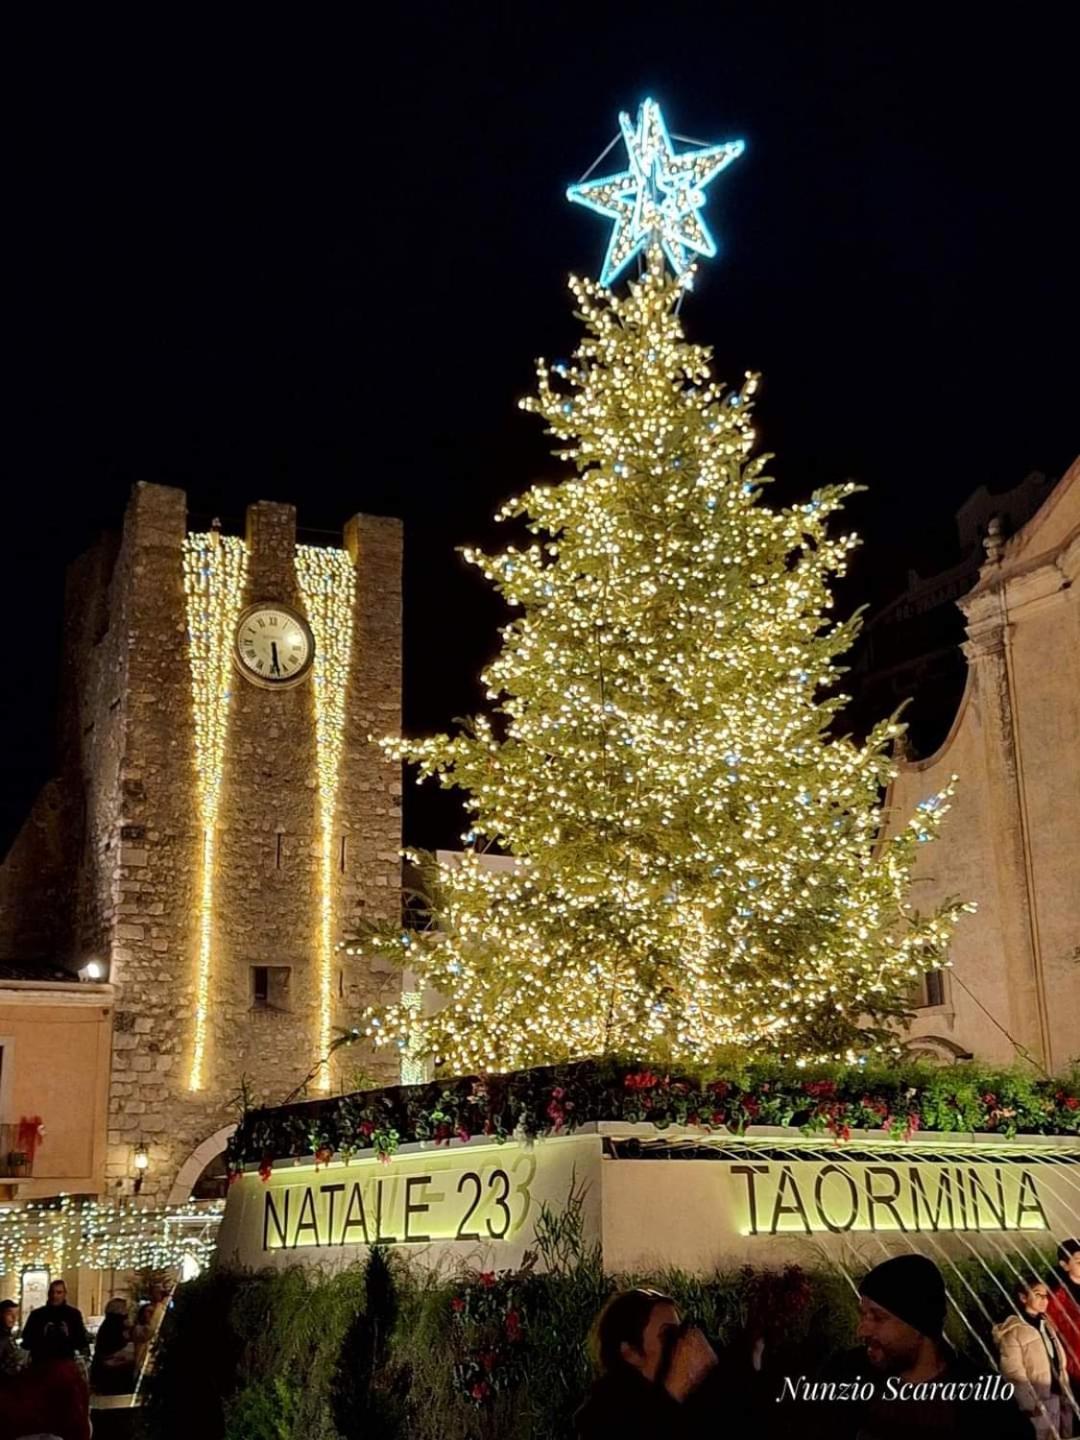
296, 544, 357, 1090
0, 1196, 222, 1276
182, 531, 248, 1091
349, 252, 969, 1075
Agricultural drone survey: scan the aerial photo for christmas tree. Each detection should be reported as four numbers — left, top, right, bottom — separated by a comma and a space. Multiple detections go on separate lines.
351, 100, 968, 1075
350, 256, 967, 1076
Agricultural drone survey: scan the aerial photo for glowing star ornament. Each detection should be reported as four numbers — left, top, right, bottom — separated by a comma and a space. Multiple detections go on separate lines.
567, 98, 745, 286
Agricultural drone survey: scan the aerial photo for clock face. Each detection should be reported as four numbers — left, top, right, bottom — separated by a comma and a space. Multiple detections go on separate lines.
234, 602, 315, 689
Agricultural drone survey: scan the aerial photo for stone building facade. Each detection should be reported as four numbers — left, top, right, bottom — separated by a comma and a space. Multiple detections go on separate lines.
0, 482, 403, 1202
888, 457, 1080, 1071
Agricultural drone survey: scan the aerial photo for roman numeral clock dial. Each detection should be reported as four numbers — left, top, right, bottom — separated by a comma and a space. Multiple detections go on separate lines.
233, 602, 315, 690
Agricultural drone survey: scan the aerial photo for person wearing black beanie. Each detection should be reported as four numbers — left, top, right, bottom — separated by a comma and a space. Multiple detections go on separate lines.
857, 1253, 948, 1372
783, 1254, 1035, 1439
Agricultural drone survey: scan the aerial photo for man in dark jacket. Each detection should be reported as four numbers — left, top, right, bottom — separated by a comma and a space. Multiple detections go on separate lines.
19, 1278, 89, 1362
785, 1255, 1034, 1439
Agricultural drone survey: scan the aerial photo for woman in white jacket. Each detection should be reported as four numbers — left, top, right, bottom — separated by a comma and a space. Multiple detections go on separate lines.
994, 1279, 1075, 1439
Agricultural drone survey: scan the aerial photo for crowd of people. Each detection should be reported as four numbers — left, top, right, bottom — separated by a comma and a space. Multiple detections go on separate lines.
0, 1242, 1078, 1437
576, 1240, 1080, 1439
0, 1278, 168, 1440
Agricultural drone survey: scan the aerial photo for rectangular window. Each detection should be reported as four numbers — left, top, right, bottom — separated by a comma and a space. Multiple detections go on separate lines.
251, 966, 291, 1011
924, 969, 946, 1007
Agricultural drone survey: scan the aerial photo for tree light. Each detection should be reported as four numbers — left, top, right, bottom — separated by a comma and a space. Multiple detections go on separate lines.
347, 254, 968, 1075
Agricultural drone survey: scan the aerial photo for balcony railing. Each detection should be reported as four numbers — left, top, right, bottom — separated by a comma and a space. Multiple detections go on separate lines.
1, 1124, 35, 1179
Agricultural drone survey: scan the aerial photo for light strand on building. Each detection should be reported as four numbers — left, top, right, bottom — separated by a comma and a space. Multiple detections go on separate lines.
295, 544, 357, 1091
182, 532, 249, 1091
0, 1197, 223, 1276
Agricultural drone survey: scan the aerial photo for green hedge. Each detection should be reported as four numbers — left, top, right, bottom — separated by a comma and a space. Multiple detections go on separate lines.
143, 1209, 1057, 1440
229, 1056, 1080, 1180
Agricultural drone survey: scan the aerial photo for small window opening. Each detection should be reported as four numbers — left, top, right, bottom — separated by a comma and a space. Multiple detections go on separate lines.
252, 965, 291, 1011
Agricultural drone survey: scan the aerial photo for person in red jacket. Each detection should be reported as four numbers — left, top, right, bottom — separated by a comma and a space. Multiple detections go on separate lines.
1048, 1239, 1080, 1388
0, 1326, 91, 1440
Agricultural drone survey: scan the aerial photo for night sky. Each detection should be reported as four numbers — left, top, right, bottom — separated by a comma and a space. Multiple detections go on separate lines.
6, 7, 1078, 856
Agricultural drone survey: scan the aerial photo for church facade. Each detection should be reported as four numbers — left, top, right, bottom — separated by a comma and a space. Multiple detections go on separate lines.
888, 457, 1080, 1072
0, 482, 403, 1203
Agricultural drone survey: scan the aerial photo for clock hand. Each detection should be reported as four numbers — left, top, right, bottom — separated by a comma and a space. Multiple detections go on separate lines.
270, 641, 280, 675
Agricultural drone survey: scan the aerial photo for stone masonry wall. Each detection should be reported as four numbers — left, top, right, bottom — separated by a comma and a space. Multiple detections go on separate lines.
97, 487, 403, 1202
888, 462, 1079, 1073
335, 514, 404, 1091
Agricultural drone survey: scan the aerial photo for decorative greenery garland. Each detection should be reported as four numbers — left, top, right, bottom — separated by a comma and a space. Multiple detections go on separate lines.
227, 1057, 1080, 1182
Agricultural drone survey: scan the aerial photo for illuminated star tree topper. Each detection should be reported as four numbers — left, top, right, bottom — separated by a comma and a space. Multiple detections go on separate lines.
567, 97, 745, 287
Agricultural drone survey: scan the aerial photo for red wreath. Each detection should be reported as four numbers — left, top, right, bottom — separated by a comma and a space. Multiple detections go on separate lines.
17, 1116, 45, 1162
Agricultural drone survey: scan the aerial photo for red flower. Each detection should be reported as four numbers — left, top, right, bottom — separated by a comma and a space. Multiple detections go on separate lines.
547, 1086, 568, 1132
480, 1349, 498, 1373
228, 1168, 241, 1187
709, 1080, 730, 1099
982, 1093, 998, 1107
258, 1156, 273, 1183
470, 1381, 491, 1402
505, 1308, 522, 1342
456, 1126, 471, 1145
625, 1071, 659, 1091
451, 1296, 465, 1313
314, 1145, 333, 1168
479, 1271, 496, 1289
742, 1098, 760, 1118
434, 1123, 452, 1144
359, 1121, 375, 1138
803, 1079, 837, 1099
710, 1110, 727, 1127
1065, 1097, 1080, 1112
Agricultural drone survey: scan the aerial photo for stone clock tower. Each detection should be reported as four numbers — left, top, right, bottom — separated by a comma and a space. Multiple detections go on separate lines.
1, 481, 403, 1203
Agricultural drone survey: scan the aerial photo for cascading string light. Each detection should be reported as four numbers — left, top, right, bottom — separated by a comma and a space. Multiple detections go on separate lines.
296, 545, 357, 1090
0, 1197, 223, 1278
346, 253, 969, 1076
182, 532, 248, 1092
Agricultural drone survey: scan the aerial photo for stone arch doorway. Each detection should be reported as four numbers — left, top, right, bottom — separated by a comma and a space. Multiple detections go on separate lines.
902, 1035, 972, 1063
167, 1124, 237, 1205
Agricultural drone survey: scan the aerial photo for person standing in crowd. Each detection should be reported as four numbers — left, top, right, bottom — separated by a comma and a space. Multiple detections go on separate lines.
0, 1298, 27, 1378
90, 1295, 136, 1395
994, 1278, 1074, 1438
0, 1326, 91, 1440
1049, 1241, 1080, 1390
131, 1300, 156, 1379
574, 1287, 722, 1437
19, 1277, 89, 1364
799, 1254, 1034, 1438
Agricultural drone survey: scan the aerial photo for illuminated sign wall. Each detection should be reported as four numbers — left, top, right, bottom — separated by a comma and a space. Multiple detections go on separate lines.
730, 1161, 1048, 1236
215, 1134, 602, 1274
215, 1134, 1078, 1278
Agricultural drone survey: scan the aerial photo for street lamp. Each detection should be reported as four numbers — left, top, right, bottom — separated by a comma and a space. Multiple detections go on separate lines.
133, 1143, 149, 1195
